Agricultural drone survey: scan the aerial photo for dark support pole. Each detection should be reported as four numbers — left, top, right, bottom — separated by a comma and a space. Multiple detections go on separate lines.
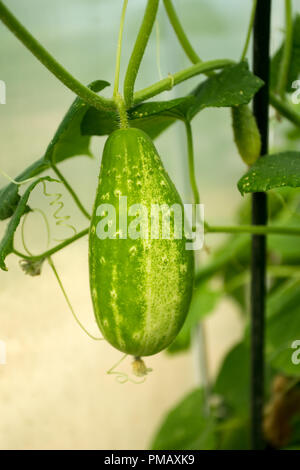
251, 0, 272, 450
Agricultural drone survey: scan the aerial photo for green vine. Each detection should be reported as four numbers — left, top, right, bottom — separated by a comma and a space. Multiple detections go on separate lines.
0, 1, 115, 111
123, 0, 159, 107
277, 0, 293, 99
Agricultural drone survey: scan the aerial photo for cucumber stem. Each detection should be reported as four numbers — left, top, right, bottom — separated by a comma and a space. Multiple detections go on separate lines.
115, 92, 129, 129
113, 0, 128, 98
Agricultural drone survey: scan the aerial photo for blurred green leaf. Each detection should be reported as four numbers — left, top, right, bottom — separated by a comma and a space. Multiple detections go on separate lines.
195, 234, 249, 287
238, 152, 300, 195
271, 15, 300, 93
0, 80, 109, 221
0, 176, 57, 271
168, 284, 221, 354
217, 419, 250, 450
266, 279, 300, 375
150, 389, 216, 450
214, 342, 250, 417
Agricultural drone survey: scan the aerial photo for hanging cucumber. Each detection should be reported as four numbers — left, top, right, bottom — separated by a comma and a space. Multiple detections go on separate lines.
231, 104, 261, 166
89, 127, 194, 358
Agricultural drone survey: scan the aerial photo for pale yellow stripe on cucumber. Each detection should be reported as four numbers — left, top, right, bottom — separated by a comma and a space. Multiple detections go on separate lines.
110, 264, 125, 350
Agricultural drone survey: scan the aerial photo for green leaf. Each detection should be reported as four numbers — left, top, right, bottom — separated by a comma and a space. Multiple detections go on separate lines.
44, 80, 110, 163
218, 419, 250, 450
0, 80, 109, 221
82, 63, 263, 138
0, 159, 49, 221
214, 342, 250, 417
167, 284, 220, 354
150, 389, 216, 450
0, 176, 57, 271
266, 279, 300, 375
238, 152, 300, 195
183, 62, 264, 121
271, 15, 300, 93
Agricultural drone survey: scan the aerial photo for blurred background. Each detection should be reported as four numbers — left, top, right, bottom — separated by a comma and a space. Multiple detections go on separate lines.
0, 0, 286, 450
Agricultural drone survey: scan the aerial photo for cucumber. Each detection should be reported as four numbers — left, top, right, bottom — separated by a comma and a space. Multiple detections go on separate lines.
89, 128, 194, 357
231, 104, 261, 166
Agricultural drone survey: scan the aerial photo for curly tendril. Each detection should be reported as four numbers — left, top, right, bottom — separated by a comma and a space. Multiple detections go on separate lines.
47, 256, 103, 341
41, 181, 77, 241
107, 355, 147, 385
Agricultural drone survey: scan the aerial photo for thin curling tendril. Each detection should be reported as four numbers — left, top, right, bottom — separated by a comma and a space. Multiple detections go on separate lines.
21, 208, 51, 257
155, 20, 163, 80
0, 168, 36, 186
107, 354, 147, 384
48, 256, 103, 342
41, 181, 77, 241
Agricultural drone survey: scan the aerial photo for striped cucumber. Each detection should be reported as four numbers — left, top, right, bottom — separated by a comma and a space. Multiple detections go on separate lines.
89, 128, 194, 357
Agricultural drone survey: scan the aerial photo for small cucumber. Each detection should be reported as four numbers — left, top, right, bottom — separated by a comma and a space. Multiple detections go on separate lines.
231, 104, 261, 166
89, 128, 194, 357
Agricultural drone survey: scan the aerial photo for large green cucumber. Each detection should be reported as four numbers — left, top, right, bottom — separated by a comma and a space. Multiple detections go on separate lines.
89, 128, 194, 357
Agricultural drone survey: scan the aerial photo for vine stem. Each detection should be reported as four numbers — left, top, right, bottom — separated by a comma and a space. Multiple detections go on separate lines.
133, 59, 233, 105
277, 0, 293, 99
113, 0, 128, 98
12, 220, 300, 265
163, 0, 215, 78
0, 1, 115, 111
163, 0, 201, 65
123, 0, 159, 108
251, 0, 271, 450
206, 224, 300, 236
185, 121, 210, 413
51, 164, 91, 220
241, 0, 258, 61
13, 227, 89, 261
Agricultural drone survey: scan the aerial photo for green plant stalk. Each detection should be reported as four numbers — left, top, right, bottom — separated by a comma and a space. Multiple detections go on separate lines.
51, 164, 91, 220
185, 121, 210, 412
185, 121, 200, 206
163, 0, 215, 79
269, 91, 300, 127
277, 0, 293, 99
13, 227, 89, 261
241, 0, 258, 60
113, 0, 128, 97
0, 1, 115, 111
12, 222, 300, 265
163, 0, 200, 65
123, 0, 159, 107
206, 224, 300, 236
133, 58, 233, 105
